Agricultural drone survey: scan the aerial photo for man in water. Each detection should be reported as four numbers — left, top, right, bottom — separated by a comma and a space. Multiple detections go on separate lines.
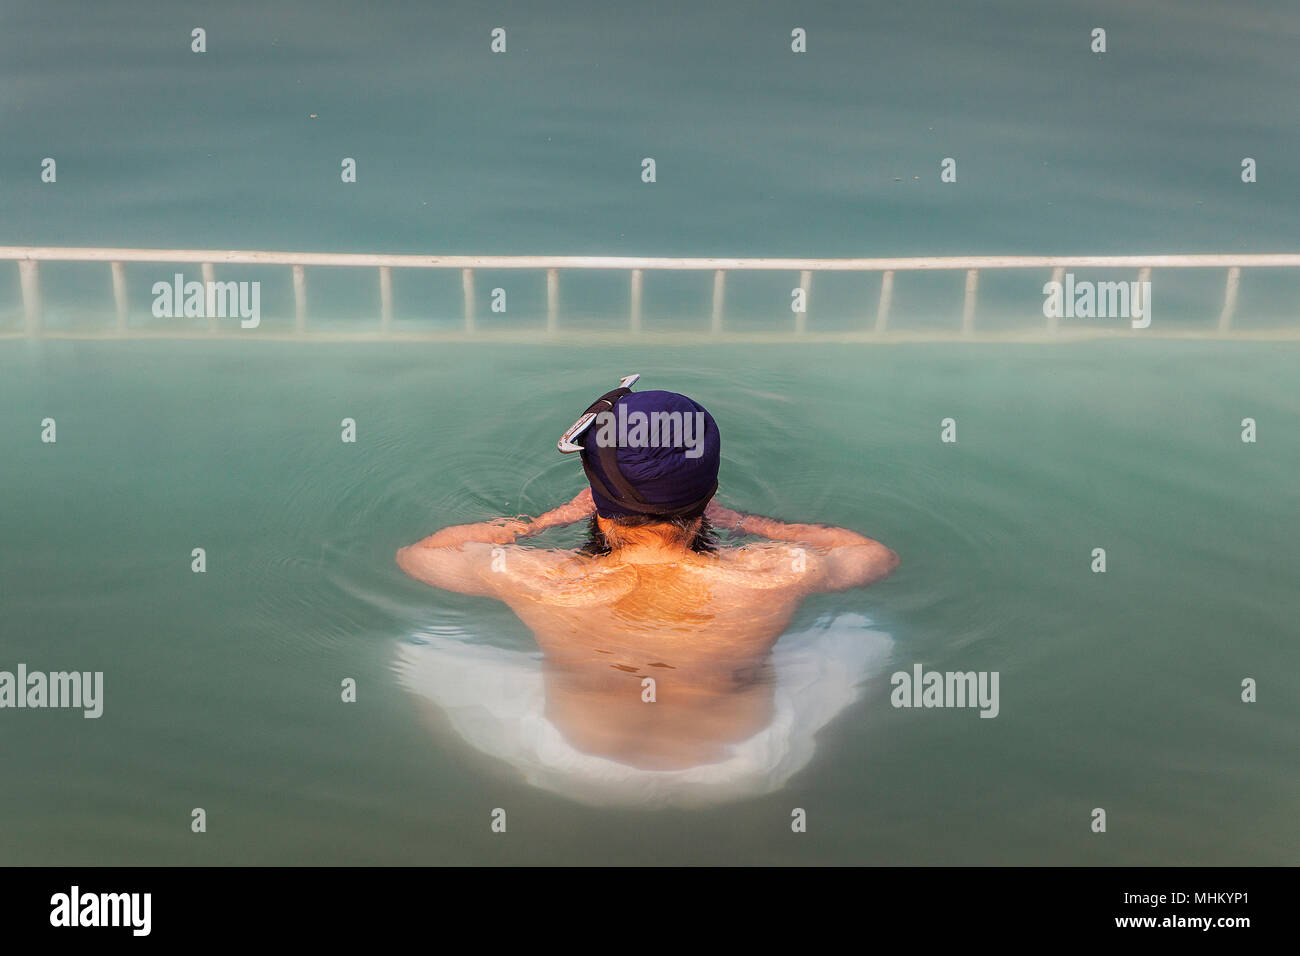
396, 382, 897, 778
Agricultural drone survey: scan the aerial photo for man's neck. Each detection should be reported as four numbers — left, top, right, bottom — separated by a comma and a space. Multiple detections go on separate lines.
607, 543, 694, 564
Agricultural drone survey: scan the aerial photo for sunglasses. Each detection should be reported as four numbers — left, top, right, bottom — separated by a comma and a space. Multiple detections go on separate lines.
556, 374, 640, 454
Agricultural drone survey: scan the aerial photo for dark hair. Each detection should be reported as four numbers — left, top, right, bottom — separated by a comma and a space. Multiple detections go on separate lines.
580, 514, 717, 556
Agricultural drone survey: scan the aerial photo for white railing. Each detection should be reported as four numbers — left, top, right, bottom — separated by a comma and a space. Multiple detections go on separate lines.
3, 246, 1299, 341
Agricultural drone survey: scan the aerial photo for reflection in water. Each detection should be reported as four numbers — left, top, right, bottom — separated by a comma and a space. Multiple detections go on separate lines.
393, 614, 892, 808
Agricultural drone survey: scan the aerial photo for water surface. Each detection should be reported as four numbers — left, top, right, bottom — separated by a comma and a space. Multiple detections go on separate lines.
1, 341, 1295, 864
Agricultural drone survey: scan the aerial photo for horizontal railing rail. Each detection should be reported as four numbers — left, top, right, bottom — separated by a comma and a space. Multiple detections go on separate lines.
2, 246, 1298, 341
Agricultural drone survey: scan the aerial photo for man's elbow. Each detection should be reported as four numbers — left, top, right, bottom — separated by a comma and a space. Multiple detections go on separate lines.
820, 543, 899, 592
395, 545, 419, 577
862, 545, 900, 586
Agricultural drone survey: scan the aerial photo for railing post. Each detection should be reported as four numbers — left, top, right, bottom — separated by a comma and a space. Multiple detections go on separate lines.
874, 270, 894, 333
711, 270, 725, 334
19, 260, 41, 337
796, 270, 811, 334
111, 262, 128, 333
201, 263, 217, 332
462, 268, 475, 332
379, 266, 393, 334
292, 265, 307, 333
546, 268, 558, 333
962, 269, 979, 334
1047, 266, 1065, 334
1218, 266, 1240, 333
629, 268, 642, 333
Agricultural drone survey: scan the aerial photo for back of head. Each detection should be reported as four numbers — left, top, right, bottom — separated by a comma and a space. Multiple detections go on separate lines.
578, 388, 721, 520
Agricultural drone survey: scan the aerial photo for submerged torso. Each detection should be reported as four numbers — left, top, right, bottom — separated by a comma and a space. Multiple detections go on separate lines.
486, 543, 811, 769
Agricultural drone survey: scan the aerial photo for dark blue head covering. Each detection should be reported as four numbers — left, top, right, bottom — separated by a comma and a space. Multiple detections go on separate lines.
579, 390, 720, 519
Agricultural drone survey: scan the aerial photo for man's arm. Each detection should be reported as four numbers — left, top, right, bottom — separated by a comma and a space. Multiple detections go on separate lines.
706, 501, 899, 593
395, 489, 595, 596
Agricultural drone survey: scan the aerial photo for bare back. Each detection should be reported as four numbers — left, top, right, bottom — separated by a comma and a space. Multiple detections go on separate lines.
487, 542, 813, 664
397, 513, 897, 770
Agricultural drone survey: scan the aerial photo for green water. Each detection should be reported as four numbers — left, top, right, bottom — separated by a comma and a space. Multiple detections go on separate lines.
4, 0, 1298, 260
1, 341, 1296, 864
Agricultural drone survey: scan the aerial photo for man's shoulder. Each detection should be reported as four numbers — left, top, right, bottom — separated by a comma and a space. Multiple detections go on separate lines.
489, 546, 637, 604
486, 543, 816, 602
482, 544, 589, 576
708, 543, 817, 589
